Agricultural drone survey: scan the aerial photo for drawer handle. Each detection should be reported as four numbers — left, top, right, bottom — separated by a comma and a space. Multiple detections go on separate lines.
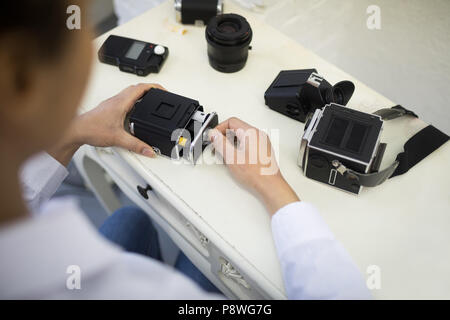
186, 221, 209, 248
137, 184, 152, 199
220, 259, 251, 289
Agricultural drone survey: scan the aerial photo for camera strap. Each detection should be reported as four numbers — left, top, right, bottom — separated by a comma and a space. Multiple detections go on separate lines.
336, 105, 449, 187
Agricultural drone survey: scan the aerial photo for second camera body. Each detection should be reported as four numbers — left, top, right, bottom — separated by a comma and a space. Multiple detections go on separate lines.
298, 103, 386, 194
264, 69, 355, 122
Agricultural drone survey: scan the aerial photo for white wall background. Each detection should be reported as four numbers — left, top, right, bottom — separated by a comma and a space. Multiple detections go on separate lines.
257, 0, 450, 133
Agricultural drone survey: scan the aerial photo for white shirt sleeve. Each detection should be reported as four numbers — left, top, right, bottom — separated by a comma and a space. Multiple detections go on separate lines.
20, 152, 68, 213
16, 152, 370, 299
271, 201, 372, 300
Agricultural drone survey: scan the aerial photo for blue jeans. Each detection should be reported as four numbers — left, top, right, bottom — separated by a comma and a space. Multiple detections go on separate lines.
99, 206, 221, 294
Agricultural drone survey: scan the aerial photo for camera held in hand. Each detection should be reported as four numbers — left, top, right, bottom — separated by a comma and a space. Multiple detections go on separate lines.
264, 69, 355, 122
128, 88, 218, 164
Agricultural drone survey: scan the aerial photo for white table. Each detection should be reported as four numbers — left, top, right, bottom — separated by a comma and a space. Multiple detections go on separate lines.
75, 0, 450, 299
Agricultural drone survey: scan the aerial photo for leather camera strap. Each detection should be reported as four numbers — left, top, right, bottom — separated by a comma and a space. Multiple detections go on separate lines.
337, 105, 448, 187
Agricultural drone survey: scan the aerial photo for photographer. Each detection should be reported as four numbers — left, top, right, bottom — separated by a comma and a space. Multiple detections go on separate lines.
0, 1, 370, 299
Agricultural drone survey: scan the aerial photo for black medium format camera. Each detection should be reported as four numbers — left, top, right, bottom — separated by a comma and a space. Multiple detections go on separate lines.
299, 103, 386, 194
175, 0, 223, 25
299, 103, 449, 194
264, 69, 355, 122
128, 88, 218, 164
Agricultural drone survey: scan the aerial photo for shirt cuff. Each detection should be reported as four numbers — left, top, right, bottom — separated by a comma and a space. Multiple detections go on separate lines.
20, 152, 69, 213
271, 202, 335, 257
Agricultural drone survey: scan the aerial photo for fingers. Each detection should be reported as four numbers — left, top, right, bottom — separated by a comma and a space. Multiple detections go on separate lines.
129, 83, 166, 98
209, 128, 236, 164
119, 83, 166, 111
214, 117, 259, 147
215, 117, 254, 135
124, 83, 166, 95
117, 132, 155, 158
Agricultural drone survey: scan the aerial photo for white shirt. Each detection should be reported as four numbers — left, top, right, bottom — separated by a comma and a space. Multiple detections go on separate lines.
0, 153, 371, 299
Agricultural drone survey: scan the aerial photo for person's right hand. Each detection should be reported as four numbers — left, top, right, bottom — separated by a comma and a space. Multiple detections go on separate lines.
209, 117, 300, 216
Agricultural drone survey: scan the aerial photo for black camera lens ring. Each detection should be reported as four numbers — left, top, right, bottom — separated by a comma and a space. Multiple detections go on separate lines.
206, 14, 252, 46
205, 13, 253, 73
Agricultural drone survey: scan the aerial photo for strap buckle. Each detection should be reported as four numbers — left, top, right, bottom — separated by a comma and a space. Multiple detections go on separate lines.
332, 159, 399, 187
373, 105, 418, 120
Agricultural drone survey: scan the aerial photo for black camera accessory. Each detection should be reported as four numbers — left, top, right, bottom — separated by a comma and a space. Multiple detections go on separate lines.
264, 69, 355, 122
98, 35, 169, 76
128, 88, 219, 164
298, 103, 448, 194
205, 13, 253, 73
175, 0, 223, 25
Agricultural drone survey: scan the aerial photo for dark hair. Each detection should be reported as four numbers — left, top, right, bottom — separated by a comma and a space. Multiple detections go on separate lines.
0, 0, 71, 58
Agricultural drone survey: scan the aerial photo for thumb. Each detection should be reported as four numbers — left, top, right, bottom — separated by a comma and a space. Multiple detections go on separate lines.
117, 133, 155, 158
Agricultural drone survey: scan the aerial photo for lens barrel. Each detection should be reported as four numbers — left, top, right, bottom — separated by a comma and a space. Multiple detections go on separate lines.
205, 13, 252, 73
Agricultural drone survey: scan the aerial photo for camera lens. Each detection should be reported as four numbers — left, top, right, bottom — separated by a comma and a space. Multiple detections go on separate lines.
205, 13, 252, 73
218, 21, 239, 33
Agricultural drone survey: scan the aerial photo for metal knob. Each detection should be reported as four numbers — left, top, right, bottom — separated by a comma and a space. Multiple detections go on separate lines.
137, 184, 152, 199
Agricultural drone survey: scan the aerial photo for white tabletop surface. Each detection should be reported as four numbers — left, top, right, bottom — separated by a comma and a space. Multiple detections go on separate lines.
79, 0, 450, 299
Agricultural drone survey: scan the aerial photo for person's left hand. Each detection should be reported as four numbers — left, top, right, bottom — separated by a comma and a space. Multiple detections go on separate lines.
48, 83, 164, 166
